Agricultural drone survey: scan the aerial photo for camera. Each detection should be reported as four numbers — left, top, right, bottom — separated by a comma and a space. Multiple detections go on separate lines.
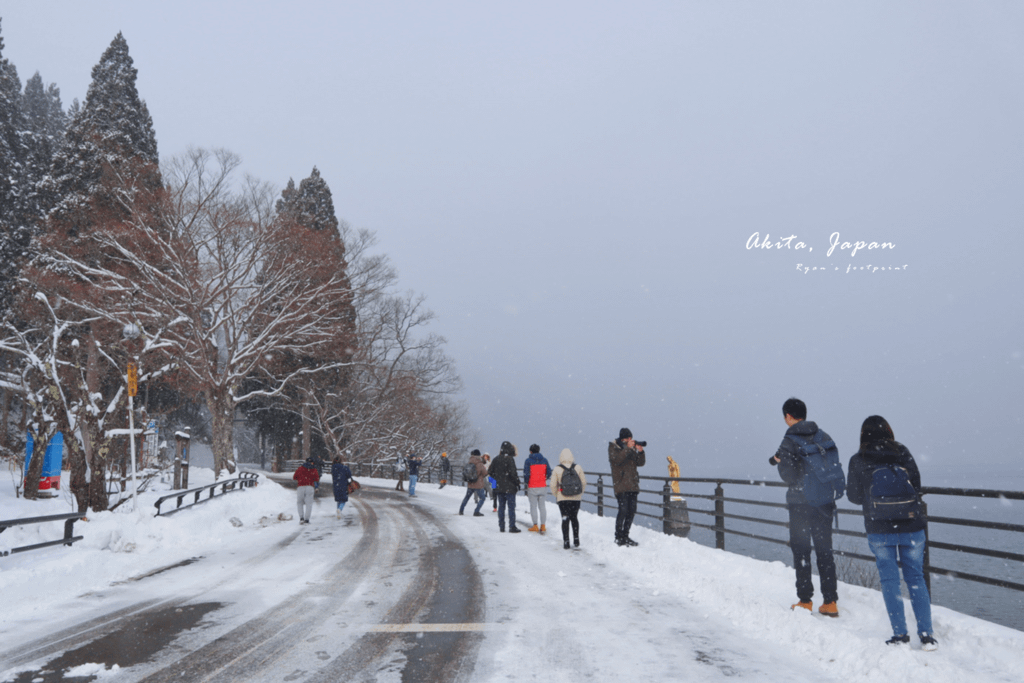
634, 440, 647, 448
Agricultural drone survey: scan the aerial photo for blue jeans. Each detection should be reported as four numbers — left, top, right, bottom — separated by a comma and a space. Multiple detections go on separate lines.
460, 488, 486, 514
497, 492, 517, 530
408, 474, 418, 496
868, 530, 933, 637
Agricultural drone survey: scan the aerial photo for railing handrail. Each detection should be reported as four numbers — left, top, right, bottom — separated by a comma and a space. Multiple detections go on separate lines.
580, 471, 1024, 595
154, 472, 259, 516
0, 512, 87, 557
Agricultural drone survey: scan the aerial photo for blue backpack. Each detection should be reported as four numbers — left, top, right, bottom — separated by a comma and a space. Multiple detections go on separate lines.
788, 432, 845, 506
866, 464, 921, 521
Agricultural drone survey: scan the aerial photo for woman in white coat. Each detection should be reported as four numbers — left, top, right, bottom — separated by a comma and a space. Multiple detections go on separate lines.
549, 448, 587, 549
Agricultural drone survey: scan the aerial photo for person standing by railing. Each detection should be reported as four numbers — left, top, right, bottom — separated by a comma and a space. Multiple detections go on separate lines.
847, 415, 938, 651
490, 441, 522, 533
524, 444, 552, 533
609, 428, 645, 547
550, 448, 587, 549
770, 397, 842, 617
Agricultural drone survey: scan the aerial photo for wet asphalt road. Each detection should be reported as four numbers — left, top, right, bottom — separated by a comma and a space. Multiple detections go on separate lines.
0, 488, 486, 683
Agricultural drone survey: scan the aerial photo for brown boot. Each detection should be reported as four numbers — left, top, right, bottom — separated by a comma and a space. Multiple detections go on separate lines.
818, 602, 839, 618
791, 601, 813, 612
527, 524, 540, 532
540, 524, 546, 534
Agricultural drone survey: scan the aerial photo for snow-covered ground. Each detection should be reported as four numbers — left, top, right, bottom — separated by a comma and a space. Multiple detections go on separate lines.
1, 469, 1021, 682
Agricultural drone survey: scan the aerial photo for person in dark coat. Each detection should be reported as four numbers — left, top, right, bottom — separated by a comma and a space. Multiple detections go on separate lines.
406, 453, 422, 497
489, 441, 522, 533
847, 415, 937, 650
458, 450, 489, 516
608, 428, 645, 546
439, 452, 452, 488
770, 397, 840, 617
331, 457, 353, 519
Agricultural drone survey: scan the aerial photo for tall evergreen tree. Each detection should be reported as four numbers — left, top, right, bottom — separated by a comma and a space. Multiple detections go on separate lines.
243, 168, 356, 463
46, 32, 159, 227
21, 73, 67, 224
0, 20, 28, 314
17, 33, 162, 507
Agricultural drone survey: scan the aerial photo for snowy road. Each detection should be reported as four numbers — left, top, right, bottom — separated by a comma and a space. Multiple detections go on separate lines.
2, 489, 486, 682
2, 476, 1022, 683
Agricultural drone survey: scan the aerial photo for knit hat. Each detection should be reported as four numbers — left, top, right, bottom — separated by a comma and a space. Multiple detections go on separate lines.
619, 428, 633, 440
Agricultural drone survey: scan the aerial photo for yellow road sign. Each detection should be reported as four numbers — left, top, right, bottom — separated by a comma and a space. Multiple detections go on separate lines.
127, 363, 138, 397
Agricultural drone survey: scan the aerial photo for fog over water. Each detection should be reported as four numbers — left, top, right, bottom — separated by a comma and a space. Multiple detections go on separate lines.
4, 2, 1023, 485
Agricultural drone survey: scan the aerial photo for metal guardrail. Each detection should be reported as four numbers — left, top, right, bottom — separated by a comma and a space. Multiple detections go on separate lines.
154, 472, 260, 516
582, 473, 1024, 594
0, 512, 88, 557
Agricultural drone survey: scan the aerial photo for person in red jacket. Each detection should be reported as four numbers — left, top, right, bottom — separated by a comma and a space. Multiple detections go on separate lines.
523, 444, 552, 533
293, 458, 320, 524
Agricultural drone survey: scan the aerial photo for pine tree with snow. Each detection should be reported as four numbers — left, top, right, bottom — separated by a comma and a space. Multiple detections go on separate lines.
0, 20, 29, 315
21, 73, 67, 225
15, 33, 163, 508
243, 168, 357, 463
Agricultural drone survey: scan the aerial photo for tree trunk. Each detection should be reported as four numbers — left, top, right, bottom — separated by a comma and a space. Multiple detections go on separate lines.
22, 430, 49, 500
206, 386, 234, 480
1, 389, 9, 448
301, 393, 311, 461
86, 423, 111, 512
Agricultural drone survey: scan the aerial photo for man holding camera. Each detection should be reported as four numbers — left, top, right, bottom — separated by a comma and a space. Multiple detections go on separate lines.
609, 428, 645, 547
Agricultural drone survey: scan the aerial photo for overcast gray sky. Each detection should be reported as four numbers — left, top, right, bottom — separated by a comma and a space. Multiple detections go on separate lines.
4, 1, 1023, 484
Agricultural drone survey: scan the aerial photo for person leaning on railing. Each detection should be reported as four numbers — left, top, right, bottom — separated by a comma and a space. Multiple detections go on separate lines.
846, 415, 938, 651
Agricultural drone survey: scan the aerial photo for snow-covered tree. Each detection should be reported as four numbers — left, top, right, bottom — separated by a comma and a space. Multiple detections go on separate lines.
21, 73, 67, 224
0, 21, 28, 315
242, 168, 356, 464
12, 33, 162, 506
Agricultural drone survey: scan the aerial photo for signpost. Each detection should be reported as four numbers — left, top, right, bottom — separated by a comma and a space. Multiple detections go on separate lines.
127, 362, 139, 512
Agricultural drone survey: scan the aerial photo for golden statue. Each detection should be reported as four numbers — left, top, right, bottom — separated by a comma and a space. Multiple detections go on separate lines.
667, 456, 682, 500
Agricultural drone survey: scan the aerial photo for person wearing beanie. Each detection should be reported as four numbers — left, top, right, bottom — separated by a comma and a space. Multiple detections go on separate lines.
489, 441, 522, 533
523, 444, 552, 533
439, 452, 451, 488
608, 428, 645, 546
770, 397, 842, 617
847, 416, 937, 650
550, 448, 588, 549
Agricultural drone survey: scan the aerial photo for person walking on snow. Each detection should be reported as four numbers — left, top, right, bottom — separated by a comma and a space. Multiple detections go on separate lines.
331, 456, 353, 519
550, 448, 587, 549
394, 455, 406, 492
846, 415, 937, 650
439, 452, 451, 488
523, 444, 552, 533
490, 441, 522, 533
609, 428, 645, 546
459, 449, 489, 516
293, 458, 320, 524
770, 397, 842, 618
406, 453, 422, 496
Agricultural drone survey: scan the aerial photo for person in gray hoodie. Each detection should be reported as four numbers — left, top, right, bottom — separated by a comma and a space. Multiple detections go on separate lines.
550, 448, 588, 549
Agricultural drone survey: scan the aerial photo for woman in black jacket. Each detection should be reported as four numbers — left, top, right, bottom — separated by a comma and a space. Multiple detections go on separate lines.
847, 415, 937, 651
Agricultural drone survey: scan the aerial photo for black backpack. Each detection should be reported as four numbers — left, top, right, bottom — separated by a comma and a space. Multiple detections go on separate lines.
866, 463, 921, 521
559, 464, 583, 496
462, 462, 479, 484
